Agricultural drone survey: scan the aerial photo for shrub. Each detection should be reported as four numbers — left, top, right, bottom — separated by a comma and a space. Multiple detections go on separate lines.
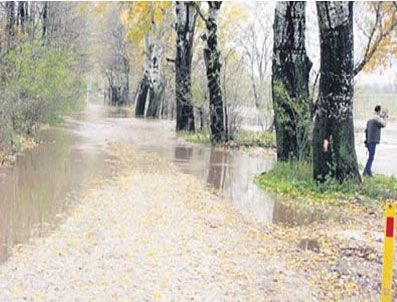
0, 38, 85, 145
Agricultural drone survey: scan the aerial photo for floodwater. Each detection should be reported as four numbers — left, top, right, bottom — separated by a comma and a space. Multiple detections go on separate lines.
3, 104, 393, 264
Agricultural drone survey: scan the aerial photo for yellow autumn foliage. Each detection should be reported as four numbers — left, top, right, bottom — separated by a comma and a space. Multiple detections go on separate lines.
361, 2, 397, 72
122, 1, 172, 44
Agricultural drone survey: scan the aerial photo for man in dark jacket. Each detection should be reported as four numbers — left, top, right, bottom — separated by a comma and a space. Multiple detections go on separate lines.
363, 105, 388, 177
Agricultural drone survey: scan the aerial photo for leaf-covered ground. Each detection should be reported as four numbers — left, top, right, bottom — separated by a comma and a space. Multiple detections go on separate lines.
0, 143, 392, 301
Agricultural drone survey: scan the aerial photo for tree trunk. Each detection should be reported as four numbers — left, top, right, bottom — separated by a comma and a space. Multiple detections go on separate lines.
146, 44, 163, 118
111, 86, 121, 106
42, 2, 48, 39
135, 36, 164, 118
121, 56, 130, 105
6, 1, 16, 48
135, 37, 152, 117
17, 2, 28, 32
199, 106, 204, 131
313, 2, 360, 183
272, 1, 312, 161
203, 1, 225, 143
135, 72, 149, 117
175, 2, 197, 132
146, 82, 164, 118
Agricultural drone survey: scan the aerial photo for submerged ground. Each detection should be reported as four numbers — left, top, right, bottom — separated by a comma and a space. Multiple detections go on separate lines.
0, 105, 395, 301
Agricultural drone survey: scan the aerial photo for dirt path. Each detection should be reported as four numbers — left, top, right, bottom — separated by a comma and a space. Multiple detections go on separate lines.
0, 143, 389, 301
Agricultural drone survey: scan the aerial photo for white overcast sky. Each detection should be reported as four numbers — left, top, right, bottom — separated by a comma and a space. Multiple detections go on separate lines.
233, 1, 396, 87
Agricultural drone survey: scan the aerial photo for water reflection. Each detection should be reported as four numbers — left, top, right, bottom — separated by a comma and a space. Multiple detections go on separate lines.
169, 145, 323, 225
206, 150, 228, 190
0, 124, 106, 263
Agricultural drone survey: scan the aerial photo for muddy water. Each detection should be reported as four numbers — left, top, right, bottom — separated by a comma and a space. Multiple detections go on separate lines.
0, 130, 106, 263
0, 105, 320, 263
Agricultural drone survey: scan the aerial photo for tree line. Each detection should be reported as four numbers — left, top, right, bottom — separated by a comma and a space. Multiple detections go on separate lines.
119, 1, 396, 183
1, 2, 396, 184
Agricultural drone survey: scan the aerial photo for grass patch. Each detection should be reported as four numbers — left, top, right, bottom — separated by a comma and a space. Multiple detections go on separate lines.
257, 161, 397, 206
180, 130, 275, 148
233, 130, 275, 148
179, 131, 211, 145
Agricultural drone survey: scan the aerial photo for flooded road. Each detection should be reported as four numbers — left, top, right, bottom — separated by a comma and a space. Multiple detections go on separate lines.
1, 104, 395, 264
0, 105, 277, 263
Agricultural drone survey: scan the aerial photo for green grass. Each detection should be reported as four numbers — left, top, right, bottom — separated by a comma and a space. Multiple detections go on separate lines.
180, 130, 275, 148
256, 161, 397, 206
233, 130, 275, 148
179, 131, 211, 145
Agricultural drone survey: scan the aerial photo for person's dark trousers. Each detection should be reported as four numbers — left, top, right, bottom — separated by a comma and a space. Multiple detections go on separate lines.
363, 142, 377, 176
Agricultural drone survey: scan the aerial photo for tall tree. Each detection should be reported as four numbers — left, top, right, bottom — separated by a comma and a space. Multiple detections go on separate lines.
313, 2, 360, 183
17, 1, 28, 32
145, 42, 164, 118
175, 1, 197, 132
134, 36, 151, 116
198, 1, 226, 143
42, 2, 48, 40
5, 1, 16, 48
272, 1, 312, 161
135, 36, 163, 117
123, 2, 171, 118
134, 69, 150, 116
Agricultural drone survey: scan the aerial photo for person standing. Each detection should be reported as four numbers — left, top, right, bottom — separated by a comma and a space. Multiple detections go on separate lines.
363, 105, 388, 177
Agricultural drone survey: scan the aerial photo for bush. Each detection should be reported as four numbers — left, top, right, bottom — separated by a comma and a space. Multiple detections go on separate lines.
0, 38, 85, 145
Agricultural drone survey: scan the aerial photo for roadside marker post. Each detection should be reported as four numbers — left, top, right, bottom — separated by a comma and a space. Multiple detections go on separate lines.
381, 202, 396, 302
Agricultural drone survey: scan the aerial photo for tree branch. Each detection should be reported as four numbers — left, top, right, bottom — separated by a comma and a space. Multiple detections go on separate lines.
354, 2, 397, 76
193, 2, 208, 26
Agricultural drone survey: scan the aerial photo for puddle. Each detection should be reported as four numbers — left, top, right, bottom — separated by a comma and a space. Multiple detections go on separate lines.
0, 127, 107, 263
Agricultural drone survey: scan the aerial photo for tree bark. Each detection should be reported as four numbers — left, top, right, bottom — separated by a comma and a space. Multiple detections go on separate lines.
146, 44, 163, 118
17, 2, 28, 32
6, 1, 16, 48
135, 37, 152, 117
121, 55, 130, 106
272, 1, 312, 161
135, 36, 164, 117
175, 2, 197, 132
42, 2, 48, 40
135, 72, 149, 117
203, 1, 226, 143
146, 82, 164, 118
313, 2, 360, 183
